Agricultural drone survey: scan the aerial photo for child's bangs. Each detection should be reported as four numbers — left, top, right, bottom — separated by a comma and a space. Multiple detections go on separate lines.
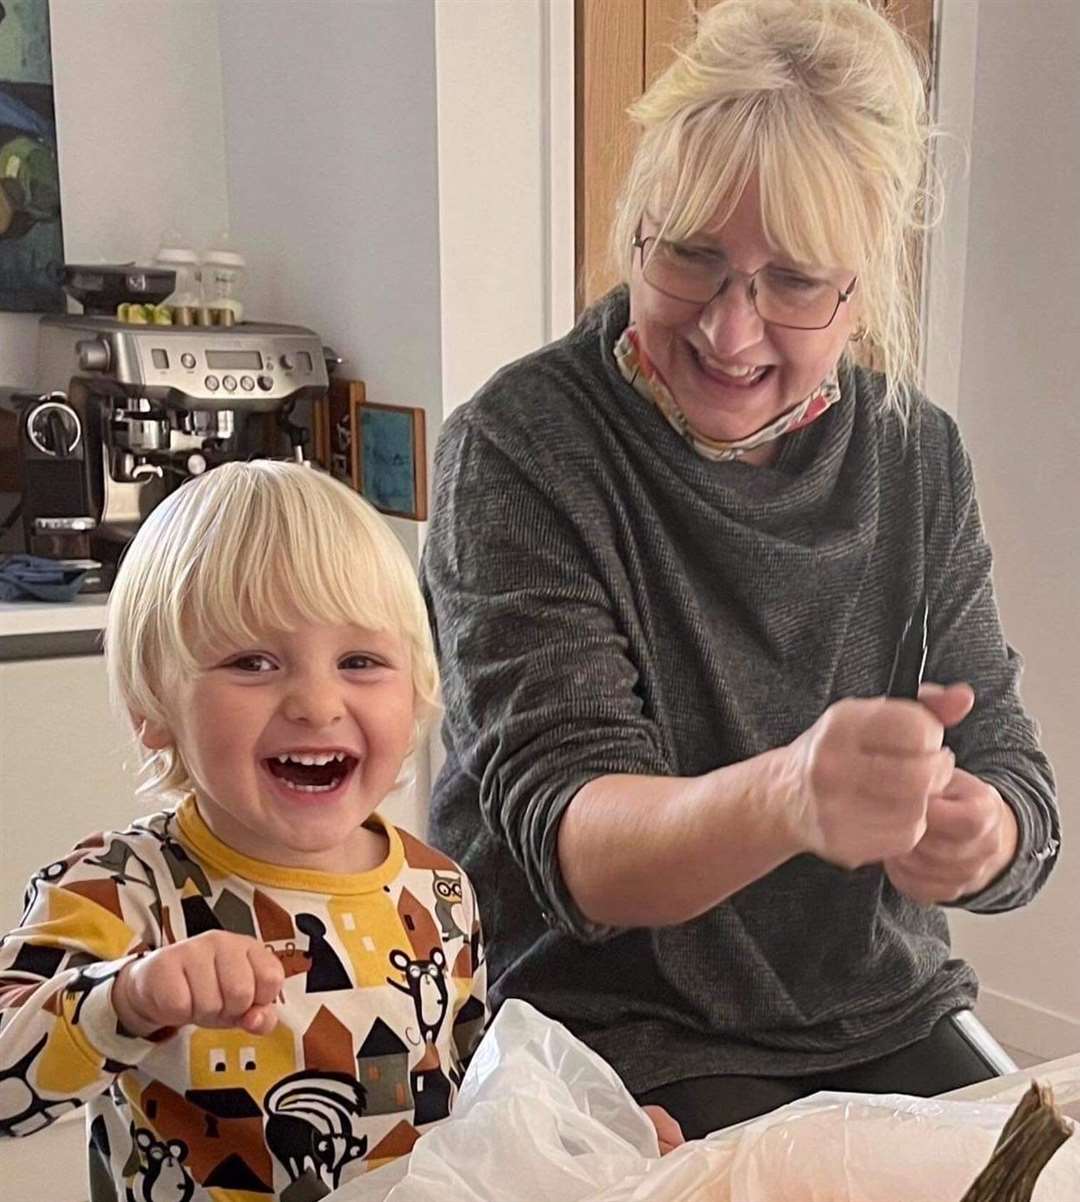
178, 476, 414, 663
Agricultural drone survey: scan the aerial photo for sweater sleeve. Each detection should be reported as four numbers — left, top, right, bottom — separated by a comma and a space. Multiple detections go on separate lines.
421, 413, 672, 942
0, 832, 168, 1136
926, 417, 1060, 912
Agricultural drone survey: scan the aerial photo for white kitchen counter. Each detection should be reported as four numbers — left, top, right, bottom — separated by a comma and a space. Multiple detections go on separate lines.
0, 593, 109, 639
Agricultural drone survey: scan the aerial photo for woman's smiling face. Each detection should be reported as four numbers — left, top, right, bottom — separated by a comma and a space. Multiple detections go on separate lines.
629, 177, 857, 455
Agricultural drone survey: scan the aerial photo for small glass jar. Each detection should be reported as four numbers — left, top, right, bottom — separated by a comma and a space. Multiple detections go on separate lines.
201, 246, 246, 324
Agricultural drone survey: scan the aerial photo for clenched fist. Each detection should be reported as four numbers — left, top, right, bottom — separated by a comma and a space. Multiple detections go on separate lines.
781, 682, 974, 871
112, 930, 286, 1038
884, 764, 1019, 904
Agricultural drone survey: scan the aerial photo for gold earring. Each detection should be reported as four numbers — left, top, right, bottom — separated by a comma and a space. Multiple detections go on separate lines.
850, 323, 869, 343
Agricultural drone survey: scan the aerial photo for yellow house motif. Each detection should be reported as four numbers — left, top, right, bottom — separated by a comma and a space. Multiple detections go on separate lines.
188, 1020, 296, 1101
328, 892, 411, 987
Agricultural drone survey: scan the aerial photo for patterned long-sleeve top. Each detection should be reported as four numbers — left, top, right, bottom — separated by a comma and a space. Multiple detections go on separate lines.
0, 798, 486, 1202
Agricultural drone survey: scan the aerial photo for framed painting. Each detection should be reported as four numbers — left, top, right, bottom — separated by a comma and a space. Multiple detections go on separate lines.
357, 402, 427, 521
0, 0, 65, 312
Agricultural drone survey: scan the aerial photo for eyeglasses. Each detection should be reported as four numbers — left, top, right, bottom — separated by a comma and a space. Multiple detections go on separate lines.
633, 234, 857, 331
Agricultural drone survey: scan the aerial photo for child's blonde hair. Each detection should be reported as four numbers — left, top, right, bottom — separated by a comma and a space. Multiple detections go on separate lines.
611, 0, 937, 418
105, 460, 439, 799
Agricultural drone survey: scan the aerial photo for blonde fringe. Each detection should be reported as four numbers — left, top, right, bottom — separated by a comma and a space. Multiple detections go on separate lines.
611, 0, 942, 421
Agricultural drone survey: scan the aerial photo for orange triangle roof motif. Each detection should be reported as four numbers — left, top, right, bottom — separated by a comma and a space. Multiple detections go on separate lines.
367, 1119, 420, 1161
397, 828, 457, 872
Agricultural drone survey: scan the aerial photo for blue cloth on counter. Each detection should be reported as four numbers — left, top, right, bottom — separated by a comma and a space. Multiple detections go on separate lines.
0, 554, 88, 602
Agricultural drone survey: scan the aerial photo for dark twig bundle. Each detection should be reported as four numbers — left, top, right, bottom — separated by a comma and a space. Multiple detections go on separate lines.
960, 1082, 1073, 1201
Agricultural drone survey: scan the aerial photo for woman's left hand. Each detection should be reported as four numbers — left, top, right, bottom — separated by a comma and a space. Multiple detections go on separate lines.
883, 766, 1019, 904
642, 1104, 686, 1155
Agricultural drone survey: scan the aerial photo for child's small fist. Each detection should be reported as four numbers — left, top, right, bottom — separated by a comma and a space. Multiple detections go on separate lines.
112, 930, 286, 1038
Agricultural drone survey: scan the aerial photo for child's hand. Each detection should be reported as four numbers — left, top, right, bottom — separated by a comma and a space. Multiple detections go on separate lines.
112, 930, 286, 1038
642, 1104, 686, 1155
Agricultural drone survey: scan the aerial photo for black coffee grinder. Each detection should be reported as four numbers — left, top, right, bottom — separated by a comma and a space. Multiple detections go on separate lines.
6, 266, 176, 589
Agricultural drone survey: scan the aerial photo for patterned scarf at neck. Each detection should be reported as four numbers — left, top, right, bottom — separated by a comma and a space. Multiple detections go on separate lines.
614, 325, 841, 462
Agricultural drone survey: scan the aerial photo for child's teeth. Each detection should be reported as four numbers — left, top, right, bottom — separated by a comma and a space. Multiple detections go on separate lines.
275, 752, 344, 766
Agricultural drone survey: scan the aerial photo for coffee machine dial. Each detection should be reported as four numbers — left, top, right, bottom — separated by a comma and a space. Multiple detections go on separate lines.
27, 398, 82, 458
77, 338, 111, 373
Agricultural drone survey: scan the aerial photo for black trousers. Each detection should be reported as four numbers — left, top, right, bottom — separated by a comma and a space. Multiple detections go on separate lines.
635, 1013, 998, 1139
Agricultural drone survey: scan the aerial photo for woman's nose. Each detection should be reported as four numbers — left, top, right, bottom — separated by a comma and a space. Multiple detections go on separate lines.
697, 277, 766, 358
282, 674, 345, 727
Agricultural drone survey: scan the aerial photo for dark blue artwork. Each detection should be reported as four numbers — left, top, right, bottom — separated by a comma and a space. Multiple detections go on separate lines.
0, 0, 65, 312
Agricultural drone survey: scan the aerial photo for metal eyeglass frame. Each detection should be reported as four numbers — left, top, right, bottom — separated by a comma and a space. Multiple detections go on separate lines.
632, 233, 858, 332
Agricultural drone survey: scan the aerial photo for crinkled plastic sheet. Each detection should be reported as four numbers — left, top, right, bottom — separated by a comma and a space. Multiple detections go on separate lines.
332, 1000, 1079, 1202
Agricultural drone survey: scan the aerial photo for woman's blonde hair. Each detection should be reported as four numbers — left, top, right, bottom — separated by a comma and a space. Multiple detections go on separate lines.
105, 460, 439, 799
612, 0, 937, 417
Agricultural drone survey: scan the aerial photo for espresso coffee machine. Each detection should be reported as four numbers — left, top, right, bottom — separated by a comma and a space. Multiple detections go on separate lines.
10, 266, 333, 589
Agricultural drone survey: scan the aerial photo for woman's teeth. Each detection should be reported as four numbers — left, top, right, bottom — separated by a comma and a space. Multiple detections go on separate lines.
697, 352, 768, 384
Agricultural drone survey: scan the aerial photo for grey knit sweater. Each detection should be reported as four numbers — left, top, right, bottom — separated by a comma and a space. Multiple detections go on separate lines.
419, 289, 1059, 1093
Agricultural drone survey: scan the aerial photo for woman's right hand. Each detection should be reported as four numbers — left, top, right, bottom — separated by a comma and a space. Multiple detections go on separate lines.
112, 930, 285, 1038
780, 683, 974, 870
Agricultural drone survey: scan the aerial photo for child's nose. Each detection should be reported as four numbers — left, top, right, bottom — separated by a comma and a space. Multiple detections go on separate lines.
282, 675, 345, 727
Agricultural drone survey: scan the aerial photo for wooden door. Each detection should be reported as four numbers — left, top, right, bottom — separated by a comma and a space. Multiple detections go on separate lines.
576, 0, 935, 313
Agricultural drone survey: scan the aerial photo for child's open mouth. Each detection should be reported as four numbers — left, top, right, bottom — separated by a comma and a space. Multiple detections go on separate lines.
264, 752, 357, 794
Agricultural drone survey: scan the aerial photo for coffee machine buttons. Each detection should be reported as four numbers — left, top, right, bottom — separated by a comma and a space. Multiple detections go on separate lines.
257, 375, 274, 391
222, 375, 238, 392
205, 375, 220, 391
280, 353, 294, 371
180, 352, 197, 369
240, 376, 255, 392
151, 348, 169, 369
34, 515, 96, 532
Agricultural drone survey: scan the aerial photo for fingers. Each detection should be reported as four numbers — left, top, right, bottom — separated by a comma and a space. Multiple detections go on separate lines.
885, 776, 1018, 904
642, 1104, 685, 1155
118, 932, 285, 1034
240, 1003, 278, 1035
884, 858, 959, 905
857, 696, 945, 755
917, 681, 975, 729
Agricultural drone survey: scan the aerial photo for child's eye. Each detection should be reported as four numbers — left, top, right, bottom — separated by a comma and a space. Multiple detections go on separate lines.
225, 654, 276, 673
339, 653, 380, 671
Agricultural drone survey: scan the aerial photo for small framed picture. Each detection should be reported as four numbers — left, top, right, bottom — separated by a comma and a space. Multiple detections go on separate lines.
318, 378, 365, 490
357, 402, 427, 521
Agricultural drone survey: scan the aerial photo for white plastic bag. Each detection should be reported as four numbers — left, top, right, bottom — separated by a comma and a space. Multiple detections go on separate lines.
332, 1000, 1079, 1202
333, 999, 660, 1201
590, 1091, 1080, 1201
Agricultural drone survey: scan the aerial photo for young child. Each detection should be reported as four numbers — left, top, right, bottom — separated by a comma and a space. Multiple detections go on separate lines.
0, 461, 486, 1201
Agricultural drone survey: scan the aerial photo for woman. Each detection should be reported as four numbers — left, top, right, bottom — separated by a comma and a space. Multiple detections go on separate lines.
420, 0, 1059, 1137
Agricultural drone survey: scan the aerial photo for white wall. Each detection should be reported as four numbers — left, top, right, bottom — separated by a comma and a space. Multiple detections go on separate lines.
943, 0, 1080, 1059
434, 0, 575, 418
0, 0, 230, 391
216, 0, 442, 568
